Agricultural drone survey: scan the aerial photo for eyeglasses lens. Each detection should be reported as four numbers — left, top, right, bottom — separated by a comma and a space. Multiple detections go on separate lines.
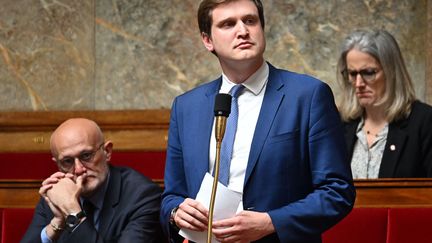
345, 69, 378, 83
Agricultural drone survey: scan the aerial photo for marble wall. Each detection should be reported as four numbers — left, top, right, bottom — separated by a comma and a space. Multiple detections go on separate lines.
0, 0, 430, 111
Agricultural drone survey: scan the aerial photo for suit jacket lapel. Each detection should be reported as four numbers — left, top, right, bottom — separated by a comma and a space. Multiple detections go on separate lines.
188, 79, 221, 193
244, 66, 284, 185
379, 120, 408, 177
98, 166, 121, 235
344, 119, 360, 158
201, 81, 221, 174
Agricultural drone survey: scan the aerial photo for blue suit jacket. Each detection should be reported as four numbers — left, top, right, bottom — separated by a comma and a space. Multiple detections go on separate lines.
161, 63, 355, 243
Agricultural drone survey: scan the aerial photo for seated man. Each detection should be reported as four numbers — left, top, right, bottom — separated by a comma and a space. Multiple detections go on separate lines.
22, 118, 163, 243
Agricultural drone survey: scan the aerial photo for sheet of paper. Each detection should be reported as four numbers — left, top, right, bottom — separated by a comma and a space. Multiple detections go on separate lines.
179, 173, 242, 243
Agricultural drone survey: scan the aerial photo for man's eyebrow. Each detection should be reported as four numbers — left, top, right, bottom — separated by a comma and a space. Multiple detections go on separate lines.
214, 17, 235, 26
215, 13, 259, 26
242, 13, 259, 19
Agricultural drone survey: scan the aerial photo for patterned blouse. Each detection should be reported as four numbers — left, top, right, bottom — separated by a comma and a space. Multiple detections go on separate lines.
351, 118, 389, 179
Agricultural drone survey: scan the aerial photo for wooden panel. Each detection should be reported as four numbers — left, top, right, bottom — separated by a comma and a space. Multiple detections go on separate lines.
104, 129, 168, 151
0, 110, 170, 130
0, 110, 170, 152
355, 179, 432, 208
1, 179, 431, 209
0, 131, 52, 152
0, 179, 164, 208
0, 181, 41, 208
0, 129, 168, 152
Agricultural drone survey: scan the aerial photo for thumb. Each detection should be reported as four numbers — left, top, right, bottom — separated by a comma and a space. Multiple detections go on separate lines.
75, 174, 85, 189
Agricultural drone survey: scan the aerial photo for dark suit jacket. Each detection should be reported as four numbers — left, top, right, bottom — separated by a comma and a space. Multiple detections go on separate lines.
344, 101, 432, 178
22, 165, 164, 243
161, 63, 356, 243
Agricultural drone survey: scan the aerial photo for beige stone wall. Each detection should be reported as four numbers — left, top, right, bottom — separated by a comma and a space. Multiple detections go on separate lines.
427, 0, 432, 104
0, 0, 429, 111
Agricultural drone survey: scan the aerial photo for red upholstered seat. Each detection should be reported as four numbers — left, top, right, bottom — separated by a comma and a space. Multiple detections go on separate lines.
387, 208, 432, 243
322, 208, 388, 243
0, 209, 2, 243
1, 208, 34, 243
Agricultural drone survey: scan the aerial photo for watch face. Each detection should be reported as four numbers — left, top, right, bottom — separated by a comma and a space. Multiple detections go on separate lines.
66, 215, 79, 228
65, 211, 86, 229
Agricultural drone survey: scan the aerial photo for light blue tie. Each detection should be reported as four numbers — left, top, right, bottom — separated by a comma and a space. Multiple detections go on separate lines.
219, 84, 244, 186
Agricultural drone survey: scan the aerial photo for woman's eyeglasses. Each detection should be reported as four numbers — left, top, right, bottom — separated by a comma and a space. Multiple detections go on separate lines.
56, 143, 104, 171
342, 68, 381, 84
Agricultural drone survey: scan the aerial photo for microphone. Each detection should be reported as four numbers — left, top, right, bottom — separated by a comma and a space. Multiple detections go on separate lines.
214, 93, 232, 143
207, 93, 231, 243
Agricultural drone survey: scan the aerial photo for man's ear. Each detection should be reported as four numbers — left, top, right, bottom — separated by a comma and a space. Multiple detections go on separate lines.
103, 141, 114, 162
201, 32, 214, 52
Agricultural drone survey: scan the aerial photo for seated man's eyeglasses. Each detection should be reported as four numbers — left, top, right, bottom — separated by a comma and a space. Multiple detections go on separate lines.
56, 143, 105, 171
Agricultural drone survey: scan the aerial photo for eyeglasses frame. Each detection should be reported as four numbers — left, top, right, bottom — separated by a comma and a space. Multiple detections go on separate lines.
56, 142, 105, 171
341, 68, 381, 84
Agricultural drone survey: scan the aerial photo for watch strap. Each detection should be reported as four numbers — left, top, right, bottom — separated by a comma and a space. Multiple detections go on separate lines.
76, 210, 86, 219
169, 206, 180, 230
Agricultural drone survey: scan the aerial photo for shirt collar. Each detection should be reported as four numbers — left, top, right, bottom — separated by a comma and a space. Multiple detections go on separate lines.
356, 117, 365, 133
220, 62, 269, 95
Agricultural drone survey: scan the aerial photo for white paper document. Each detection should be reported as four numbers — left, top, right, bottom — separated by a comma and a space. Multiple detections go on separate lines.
179, 173, 242, 243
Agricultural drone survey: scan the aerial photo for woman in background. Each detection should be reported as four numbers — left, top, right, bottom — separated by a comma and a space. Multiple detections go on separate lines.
336, 29, 432, 178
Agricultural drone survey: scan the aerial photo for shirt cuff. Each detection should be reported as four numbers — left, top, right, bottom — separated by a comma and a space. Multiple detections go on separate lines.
41, 226, 53, 243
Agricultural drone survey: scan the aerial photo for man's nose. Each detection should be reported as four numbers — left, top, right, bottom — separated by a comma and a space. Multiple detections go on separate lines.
237, 23, 249, 37
73, 158, 86, 175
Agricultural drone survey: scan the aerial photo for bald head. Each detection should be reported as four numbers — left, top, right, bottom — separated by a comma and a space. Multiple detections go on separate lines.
50, 118, 104, 158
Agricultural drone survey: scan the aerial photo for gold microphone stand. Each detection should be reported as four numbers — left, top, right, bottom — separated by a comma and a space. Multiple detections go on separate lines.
207, 116, 227, 243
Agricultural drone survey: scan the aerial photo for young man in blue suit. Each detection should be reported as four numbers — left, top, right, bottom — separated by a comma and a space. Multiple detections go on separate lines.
22, 118, 163, 242
161, 0, 355, 242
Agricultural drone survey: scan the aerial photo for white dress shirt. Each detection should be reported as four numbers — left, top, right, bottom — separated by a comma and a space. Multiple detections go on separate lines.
209, 62, 269, 193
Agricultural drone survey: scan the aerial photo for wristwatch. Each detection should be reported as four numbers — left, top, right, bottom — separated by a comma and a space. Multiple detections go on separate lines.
65, 211, 86, 231
169, 206, 179, 230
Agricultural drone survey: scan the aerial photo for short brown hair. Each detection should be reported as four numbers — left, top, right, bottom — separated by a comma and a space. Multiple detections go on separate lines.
197, 0, 265, 37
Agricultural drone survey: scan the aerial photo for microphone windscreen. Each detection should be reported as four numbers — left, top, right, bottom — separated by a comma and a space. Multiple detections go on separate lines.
214, 93, 231, 117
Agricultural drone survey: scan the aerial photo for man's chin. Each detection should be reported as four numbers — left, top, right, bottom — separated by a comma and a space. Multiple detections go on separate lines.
81, 180, 98, 197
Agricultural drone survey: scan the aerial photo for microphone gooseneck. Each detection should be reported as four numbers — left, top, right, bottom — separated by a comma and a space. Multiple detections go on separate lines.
208, 93, 231, 243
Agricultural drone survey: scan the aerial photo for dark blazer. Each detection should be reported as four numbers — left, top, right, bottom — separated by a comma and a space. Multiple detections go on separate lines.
344, 101, 432, 178
22, 165, 164, 243
161, 63, 355, 243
